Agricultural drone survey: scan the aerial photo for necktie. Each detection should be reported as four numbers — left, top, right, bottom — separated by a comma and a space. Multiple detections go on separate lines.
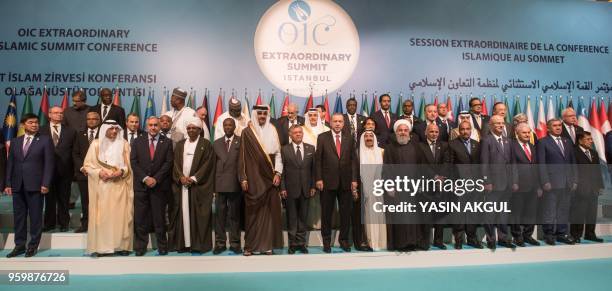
296, 145, 303, 163
23, 136, 31, 155
88, 130, 95, 144
130, 133, 135, 144
407, 115, 413, 127
384, 111, 390, 128
476, 115, 482, 128
350, 116, 356, 138
102, 105, 108, 120
149, 137, 155, 160
498, 137, 504, 153
570, 126, 575, 143
52, 125, 59, 146
226, 138, 231, 152
522, 143, 532, 162
335, 134, 341, 158
430, 141, 436, 159
464, 140, 471, 154
585, 149, 592, 162
556, 137, 565, 156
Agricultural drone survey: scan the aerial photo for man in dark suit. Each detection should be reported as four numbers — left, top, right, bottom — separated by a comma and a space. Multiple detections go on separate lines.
276, 103, 305, 146
480, 115, 517, 249
414, 104, 449, 142
510, 123, 541, 247
212, 118, 243, 255
343, 98, 366, 147
537, 118, 577, 245
315, 113, 359, 253
5, 113, 54, 258
417, 123, 450, 249
63, 90, 90, 133
89, 88, 126, 128
486, 102, 513, 138
448, 120, 483, 249
130, 116, 174, 256
124, 113, 145, 145
571, 131, 604, 243
281, 124, 316, 254
72, 111, 101, 233
561, 107, 584, 145
40, 106, 77, 232
371, 94, 398, 148
469, 97, 490, 134
436, 102, 454, 137
398, 99, 423, 129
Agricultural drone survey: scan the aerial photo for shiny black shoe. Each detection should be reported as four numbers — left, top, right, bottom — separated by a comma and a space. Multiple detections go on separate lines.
513, 239, 526, 247
25, 247, 38, 257
229, 246, 242, 254
544, 237, 556, 245
524, 237, 540, 246
323, 245, 332, 253
158, 249, 168, 256
74, 226, 88, 233
6, 246, 26, 258
361, 246, 374, 252
433, 242, 447, 250
213, 246, 227, 255
466, 241, 484, 249
454, 242, 463, 250
556, 236, 575, 245
42, 225, 56, 232
287, 247, 296, 254
135, 250, 146, 256
298, 246, 309, 254
486, 241, 497, 250
116, 250, 130, 256
497, 241, 516, 249
584, 236, 604, 243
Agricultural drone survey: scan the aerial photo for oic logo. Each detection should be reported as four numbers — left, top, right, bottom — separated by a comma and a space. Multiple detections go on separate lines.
254, 0, 360, 98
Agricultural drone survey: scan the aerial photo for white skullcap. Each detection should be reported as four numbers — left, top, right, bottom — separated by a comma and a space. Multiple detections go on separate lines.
183, 116, 202, 129
393, 119, 411, 132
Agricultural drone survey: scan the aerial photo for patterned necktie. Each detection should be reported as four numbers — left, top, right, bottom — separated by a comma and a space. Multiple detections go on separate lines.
585, 149, 592, 162
522, 143, 532, 162
88, 130, 95, 144
464, 140, 471, 154
23, 136, 31, 155
335, 134, 341, 158
498, 137, 504, 153
226, 138, 231, 152
149, 137, 155, 160
556, 137, 565, 156
102, 105, 108, 120
52, 125, 59, 146
570, 126, 575, 143
130, 133, 135, 144
296, 145, 302, 164
350, 116, 356, 138
384, 111, 390, 128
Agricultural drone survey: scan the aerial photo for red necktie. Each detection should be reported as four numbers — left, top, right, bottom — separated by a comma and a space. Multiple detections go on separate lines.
149, 137, 155, 160
384, 111, 390, 128
522, 143, 531, 162
335, 134, 341, 158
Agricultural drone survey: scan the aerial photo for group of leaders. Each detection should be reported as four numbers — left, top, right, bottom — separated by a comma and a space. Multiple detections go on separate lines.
1, 87, 608, 258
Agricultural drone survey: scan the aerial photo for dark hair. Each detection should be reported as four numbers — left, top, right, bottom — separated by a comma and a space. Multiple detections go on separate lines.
20, 113, 39, 124
469, 97, 481, 107
289, 124, 302, 132
403, 99, 414, 106
99, 88, 112, 97
379, 93, 391, 103
72, 90, 87, 101
493, 101, 505, 111
127, 112, 140, 120
576, 131, 591, 141
315, 104, 326, 112
364, 116, 377, 128
345, 98, 357, 106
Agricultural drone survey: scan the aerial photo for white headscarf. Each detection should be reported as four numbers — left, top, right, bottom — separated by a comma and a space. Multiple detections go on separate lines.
359, 130, 383, 165
250, 106, 280, 154
305, 110, 326, 134
393, 119, 412, 133
98, 120, 126, 168
183, 116, 202, 139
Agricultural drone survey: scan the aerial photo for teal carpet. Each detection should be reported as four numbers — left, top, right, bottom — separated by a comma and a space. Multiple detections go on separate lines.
2, 258, 611, 291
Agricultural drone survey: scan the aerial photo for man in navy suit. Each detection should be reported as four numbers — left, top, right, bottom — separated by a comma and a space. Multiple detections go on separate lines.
372, 94, 398, 148
537, 118, 577, 245
469, 97, 490, 134
130, 116, 174, 256
480, 115, 517, 249
5, 113, 54, 258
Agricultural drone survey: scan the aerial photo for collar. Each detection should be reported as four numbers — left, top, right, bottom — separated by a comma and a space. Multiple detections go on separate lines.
292, 142, 303, 148
24, 133, 35, 140
579, 145, 590, 153
148, 134, 159, 141
428, 139, 436, 145
492, 133, 503, 140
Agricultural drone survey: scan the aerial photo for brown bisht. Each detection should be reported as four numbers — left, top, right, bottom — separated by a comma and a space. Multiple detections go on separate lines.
168, 137, 216, 253
239, 125, 283, 252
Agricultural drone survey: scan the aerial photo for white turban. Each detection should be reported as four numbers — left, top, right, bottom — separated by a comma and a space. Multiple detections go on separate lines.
393, 119, 411, 133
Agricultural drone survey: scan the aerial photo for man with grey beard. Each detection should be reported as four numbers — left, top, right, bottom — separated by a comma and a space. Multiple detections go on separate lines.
382, 119, 426, 251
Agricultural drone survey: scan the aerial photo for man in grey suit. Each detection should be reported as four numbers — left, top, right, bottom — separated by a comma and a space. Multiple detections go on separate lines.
280, 124, 316, 254
212, 118, 243, 255
480, 115, 517, 249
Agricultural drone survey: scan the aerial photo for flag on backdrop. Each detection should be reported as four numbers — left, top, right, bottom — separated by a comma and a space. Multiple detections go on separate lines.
17, 93, 33, 136
160, 88, 169, 115
546, 96, 556, 121
212, 92, 224, 141
113, 87, 121, 107
322, 92, 330, 123
360, 93, 369, 117
446, 95, 454, 122
418, 96, 426, 121
599, 98, 610, 136
269, 92, 277, 119
303, 92, 314, 114
588, 99, 606, 162
525, 97, 535, 132
38, 86, 50, 126
395, 93, 403, 116
201, 89, 210, 132
481, 96, 488, 116
143, 91, 156, 128
333, 92, 343, 114
281, 92, 290, 117
557, 96, 565, 117
536, 97, 547, 139
370, 92, 379, 114
2, 92, 18, 147
60, 89, 69, 110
